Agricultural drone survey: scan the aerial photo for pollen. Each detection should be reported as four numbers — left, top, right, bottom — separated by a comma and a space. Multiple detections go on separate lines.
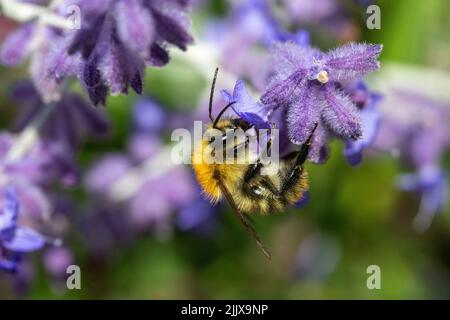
317, 70, 329, 84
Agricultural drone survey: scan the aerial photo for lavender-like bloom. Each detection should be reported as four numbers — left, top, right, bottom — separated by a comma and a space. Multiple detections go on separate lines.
68, 0, 194, 105
374, 90, 450, 230
260, 41, 382, 163
1, 0, 194, 106
0, 130, 79, 223
1, 188, 45, 272
221, 80, 271, 129
344, 81, 382, 166
397, 167, 448, 232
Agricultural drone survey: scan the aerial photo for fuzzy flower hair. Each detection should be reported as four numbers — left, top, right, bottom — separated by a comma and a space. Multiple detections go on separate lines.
261, 41, 382, 162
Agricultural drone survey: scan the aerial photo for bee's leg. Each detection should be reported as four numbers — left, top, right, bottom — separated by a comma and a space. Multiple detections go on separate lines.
293, 123, 318, 168
280, 124, 317, 193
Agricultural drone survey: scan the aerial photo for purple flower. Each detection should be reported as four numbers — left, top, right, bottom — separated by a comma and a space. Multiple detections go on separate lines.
1, 1, 193, 106
176, 193, 218, 234
43, 246, 73, 277
1, 20, 82, 103
261, 41, 382, 161
233, 0, 282, 46
85, 133, 196, 234
397, 167, 448, 232
1, 188, 45, 272
221, 80, 271, 129
344, 82, 382, 166
0, 130, 82, 231
133, 98, 167, 134
374, 89, 450, 229
68, 0, 194, 105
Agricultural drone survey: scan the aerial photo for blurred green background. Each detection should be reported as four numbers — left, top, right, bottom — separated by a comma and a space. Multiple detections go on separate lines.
0, 0, 449, 299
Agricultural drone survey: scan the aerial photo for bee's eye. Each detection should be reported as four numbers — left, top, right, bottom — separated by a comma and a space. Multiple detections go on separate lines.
251, 185, 264, 196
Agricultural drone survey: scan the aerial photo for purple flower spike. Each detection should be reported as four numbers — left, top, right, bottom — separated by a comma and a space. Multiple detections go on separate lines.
221, 80, 271, 129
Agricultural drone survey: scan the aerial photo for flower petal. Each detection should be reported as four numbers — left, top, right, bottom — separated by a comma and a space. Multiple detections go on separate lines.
3, 227, 45, 253
83, 55, 109, 106
33, 36, 81, 103
220, 90, 233, 104
269, 41, 318, 81
286, 85, 321, 145
150, 4, 193, 50
1, 23, 36, 66
0, 188, 18, 234
322, 86, 362, 140
344, 105, 381, 166
307, 122, 330, 164
148, 43, 170, 67
98, 40, 129, 95
326, 43, 382, 81
261, 70, 305, 107
225, 80, 272, 129
115, 0, 154, 55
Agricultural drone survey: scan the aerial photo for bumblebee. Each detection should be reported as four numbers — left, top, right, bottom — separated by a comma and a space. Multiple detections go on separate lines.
192, 68, 315, 259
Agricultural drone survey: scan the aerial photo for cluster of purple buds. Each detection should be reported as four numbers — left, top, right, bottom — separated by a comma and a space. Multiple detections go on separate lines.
1, 0, 194, 106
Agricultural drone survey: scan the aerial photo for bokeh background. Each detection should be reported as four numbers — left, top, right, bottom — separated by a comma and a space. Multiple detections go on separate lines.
0, 0, 449, 299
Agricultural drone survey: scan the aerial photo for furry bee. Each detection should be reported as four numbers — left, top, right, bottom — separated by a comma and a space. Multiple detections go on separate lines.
192, 68, 315, 259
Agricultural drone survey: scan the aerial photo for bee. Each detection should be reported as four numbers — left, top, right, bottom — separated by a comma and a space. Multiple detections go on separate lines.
192, 68, 315, 259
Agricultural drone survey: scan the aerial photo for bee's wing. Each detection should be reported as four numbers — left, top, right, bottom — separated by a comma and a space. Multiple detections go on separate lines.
218, 180, 272, 260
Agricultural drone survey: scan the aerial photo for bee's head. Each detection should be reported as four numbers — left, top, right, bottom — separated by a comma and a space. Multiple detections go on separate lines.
210, 118, 252, 134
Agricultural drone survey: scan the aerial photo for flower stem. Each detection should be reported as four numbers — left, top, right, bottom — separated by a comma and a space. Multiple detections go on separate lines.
5, 102, 57, 163
0, 0, 69, 29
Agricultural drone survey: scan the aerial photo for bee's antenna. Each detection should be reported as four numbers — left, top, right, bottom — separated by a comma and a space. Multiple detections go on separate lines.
213, 101, 236, 128
209, 67, 219, 122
